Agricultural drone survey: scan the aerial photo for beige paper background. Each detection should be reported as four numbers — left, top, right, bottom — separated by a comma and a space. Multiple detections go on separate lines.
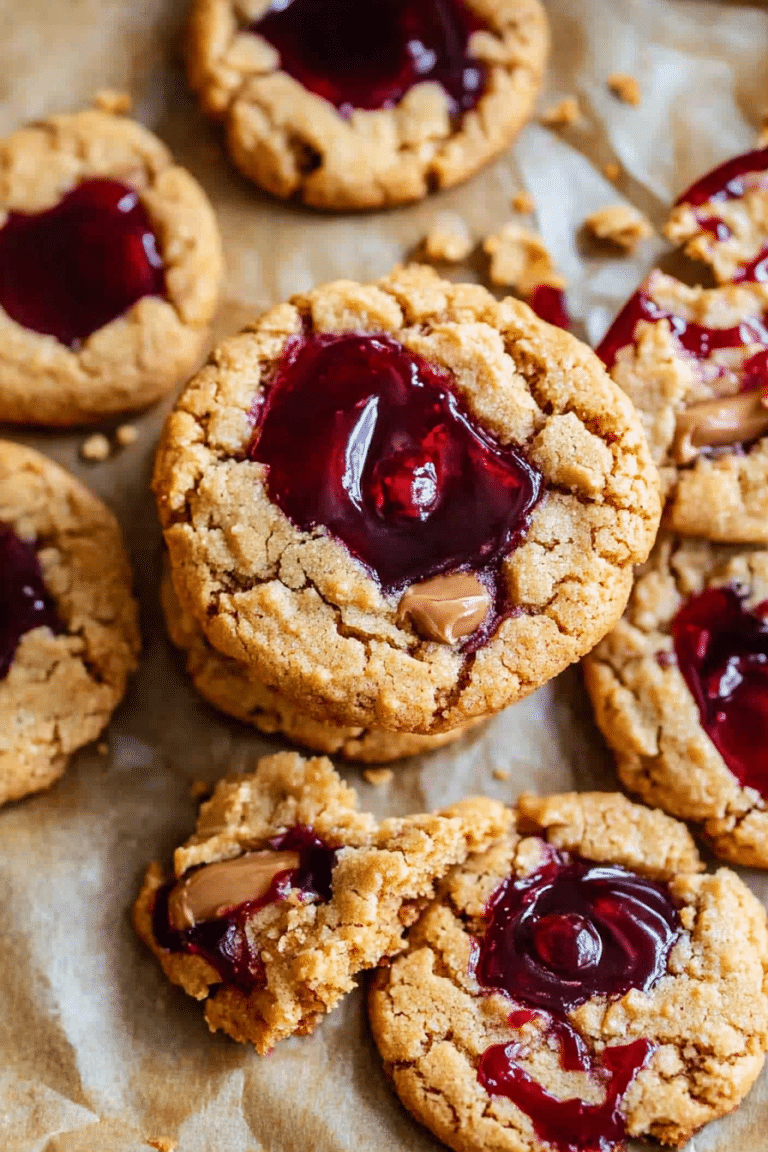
2, 1, 768, 1148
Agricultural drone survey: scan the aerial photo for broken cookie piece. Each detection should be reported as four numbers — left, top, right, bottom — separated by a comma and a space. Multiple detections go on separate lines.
584, 203, 654, 253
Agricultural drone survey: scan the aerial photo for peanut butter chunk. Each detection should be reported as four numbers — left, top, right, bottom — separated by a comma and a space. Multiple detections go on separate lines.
167, 849, 300, 929
398, 573, 491, 644
672, 390, 768, 464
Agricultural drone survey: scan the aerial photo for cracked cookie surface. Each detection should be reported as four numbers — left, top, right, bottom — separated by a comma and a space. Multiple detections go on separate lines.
584, 532, 768, 867
0, 108, 223, 425
369, 790, 768, 1152
601, 269, 768, 542
185, 0, 548, 210
154, 265, 660, 734
162, 560, 483, 762
0, 440, 140, 806
133, 750, 509, 1051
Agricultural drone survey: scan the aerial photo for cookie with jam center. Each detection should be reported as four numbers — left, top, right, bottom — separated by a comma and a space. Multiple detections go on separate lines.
133, 750, 509, 1052
369, 791, 768, 1152
154, 265, 660, 735
585, 531, 768, 868
186, 0, 549, 209
0, 440, 140, 806
0, 107, 223, 425
161, 559, 483, 762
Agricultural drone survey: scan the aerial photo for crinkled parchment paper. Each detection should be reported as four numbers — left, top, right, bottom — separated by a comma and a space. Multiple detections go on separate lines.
2, 1, 768, 1148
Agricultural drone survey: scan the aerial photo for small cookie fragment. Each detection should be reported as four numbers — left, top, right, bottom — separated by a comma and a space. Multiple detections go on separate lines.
80, 433, 111, 462
758, 112, 768, 149
603, 161, 621, 182
423, 213, 473, 263
363, 768, 393, 786
369, 790, 768, 1152
511, 190, 535, 214
492, 768, 510, 781
539, 96, 581, 127
584, 204, 654, 252
116, 423, 139, 447
92, 88, 132, 114
584, 532, 768, 868
483, 224, 565, 294
133, 751, 510, 1051
608, 72, 641, 106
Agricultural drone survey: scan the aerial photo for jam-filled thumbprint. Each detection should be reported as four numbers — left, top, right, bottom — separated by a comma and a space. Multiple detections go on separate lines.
0, 179, 165, 348
252, 0, 487, 119
0, 525, 61, 679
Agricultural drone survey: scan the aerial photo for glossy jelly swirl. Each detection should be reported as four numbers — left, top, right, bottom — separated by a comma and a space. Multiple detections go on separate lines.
673, 585, 768, 799
0, 525, 61, 679
153, 826, 337, 990
252, 0, 487, 118
475, 851, 680, 1012
0, 178, 165, 348
249, 332, 542, 604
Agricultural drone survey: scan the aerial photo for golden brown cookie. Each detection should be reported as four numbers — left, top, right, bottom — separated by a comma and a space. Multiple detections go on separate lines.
161, 560, 483, 762
0, 440, 140, 806
598, 269, 768, 542
133, 750, 510, 1051
369, 791, 768, 1152
154, 266, 660, 735
584, 532, 768, 868
185, 0, 548, 210
0, 107, 223, 425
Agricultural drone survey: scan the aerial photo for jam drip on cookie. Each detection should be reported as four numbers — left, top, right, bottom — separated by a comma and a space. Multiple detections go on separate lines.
0, 525, 61, 679
153, 826, 337, 991
0, 179, 165, 348
673, 585, 768, 799
528, 285, 572, 331
252, 0, 487, 118
474, 848, 679, 1151
250, 332, 542, 615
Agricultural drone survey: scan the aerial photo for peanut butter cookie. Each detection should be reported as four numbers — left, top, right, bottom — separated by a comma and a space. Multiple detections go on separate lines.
186, 0, 548, 209
369, 791, 768, 1152
0, 440, 140, 806
0, 107, 223, 425
585, 532, 768, 868
133, 750, 509, 1051
153, 265, 660, 735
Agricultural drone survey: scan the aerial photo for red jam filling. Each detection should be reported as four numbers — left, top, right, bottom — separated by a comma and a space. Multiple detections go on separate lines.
479, 1012, 654, 1152
595, 285, 768, 375
675, 148, 768, 208
474, 848, 679, 1151
673, 585, 768, 798
153, 826, 337, 991
0, 178, 165, 349
0, 526, 61, 680
249, 332, 542, 615
252, 0, 487, 119
529, 285, 572, 331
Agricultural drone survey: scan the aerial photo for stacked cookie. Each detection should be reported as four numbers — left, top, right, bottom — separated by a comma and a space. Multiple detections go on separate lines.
154, 264, 661, 762
585, 147, 768, 870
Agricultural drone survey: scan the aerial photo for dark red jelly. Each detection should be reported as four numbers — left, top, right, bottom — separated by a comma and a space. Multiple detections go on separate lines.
153, 826, 337, 991
253, 0, 486, 118
596, 284, 768, 372
479, 1019, 653, 1152
675, 148, 768, 208
249, 332, 542, 598
0, 525, 61, 680
529, 285, 571, 331
475, 851, 680, 1013
0, 178, 165, 348
673, 585, 768, 798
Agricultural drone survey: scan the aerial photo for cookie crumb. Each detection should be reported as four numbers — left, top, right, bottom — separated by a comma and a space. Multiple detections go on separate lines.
539, 96, 581, 128
608, 72, 641, 106
584, 204, 654, 252
97, 741, 109, 757
116, 423, 139, 447
363, 767, 394, 787
483, 224, 565, 296
80, 433, 111, 463
92, 89, 132, 115
190, 779, 212, 801
512, 190, 535, 215
423, 213, 473, 263
492, 768, 510, 781
147, 1139, 176, 1152
603, 161, 621, 182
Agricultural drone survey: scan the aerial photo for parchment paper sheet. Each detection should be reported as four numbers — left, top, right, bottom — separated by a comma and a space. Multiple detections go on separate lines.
3, 1, 768, 1148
